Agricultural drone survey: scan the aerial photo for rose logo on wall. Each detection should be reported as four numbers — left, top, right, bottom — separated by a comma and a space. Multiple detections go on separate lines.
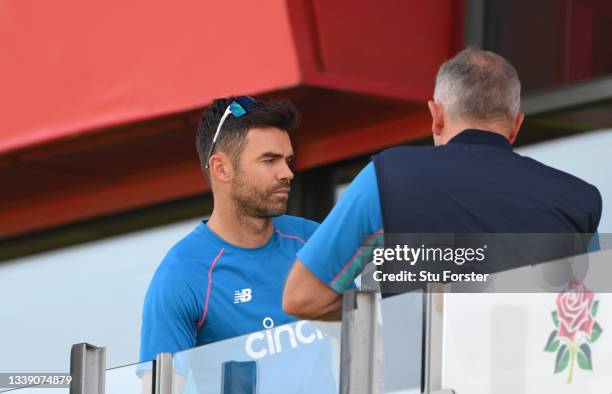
544, 278, 603, 383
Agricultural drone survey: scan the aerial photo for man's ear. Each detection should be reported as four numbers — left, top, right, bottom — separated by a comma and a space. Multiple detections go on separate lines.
427, 100, 444, 136
209, 153, 232, 183
508, 112, 524, 144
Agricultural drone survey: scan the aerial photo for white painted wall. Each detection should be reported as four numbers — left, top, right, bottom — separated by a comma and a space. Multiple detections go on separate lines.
0, 219, 200, 375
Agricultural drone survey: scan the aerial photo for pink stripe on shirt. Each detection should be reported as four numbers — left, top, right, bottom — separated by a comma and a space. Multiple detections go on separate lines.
275, 229, 305, 244
197, 247, 225, 329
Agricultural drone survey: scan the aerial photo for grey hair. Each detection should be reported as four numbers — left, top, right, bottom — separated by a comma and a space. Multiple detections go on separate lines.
433, 48, 521, 124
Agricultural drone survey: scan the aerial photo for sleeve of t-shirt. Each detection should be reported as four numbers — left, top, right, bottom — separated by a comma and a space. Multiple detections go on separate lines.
139, 252, 199, 364
297, 162, 383, 293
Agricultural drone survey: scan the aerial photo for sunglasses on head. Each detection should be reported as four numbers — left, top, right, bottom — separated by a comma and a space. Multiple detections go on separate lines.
205, 95, 258, 169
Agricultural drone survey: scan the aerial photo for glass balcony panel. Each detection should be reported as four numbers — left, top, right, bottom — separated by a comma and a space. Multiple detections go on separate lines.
173, 320, 341, 394
105, 360, 153, 394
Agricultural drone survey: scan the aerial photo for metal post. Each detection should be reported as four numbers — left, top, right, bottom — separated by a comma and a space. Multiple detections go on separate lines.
154, 353, 173, 394
70, 343, 105, 394
339, 289, 380, 394
422, 285, 454, 394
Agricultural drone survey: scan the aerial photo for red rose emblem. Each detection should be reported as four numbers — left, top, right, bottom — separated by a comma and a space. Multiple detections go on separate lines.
546, 278, 602, 383
556, 282, 595, 342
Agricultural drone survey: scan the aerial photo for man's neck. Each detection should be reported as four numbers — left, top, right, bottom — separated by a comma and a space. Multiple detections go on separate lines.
206, 207, 274, 249
441, 122, 510, 145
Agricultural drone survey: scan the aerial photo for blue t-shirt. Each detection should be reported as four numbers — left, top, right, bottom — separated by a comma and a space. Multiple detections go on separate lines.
297, 162, 601, 293
140, 215, 319, 361
140, 215, 339, 393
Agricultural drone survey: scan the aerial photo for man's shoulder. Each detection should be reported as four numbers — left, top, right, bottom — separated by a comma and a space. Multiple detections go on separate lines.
372, 145, 436, 170
158, 222, 221, 270
148, 225, 214, 296
517, 155, 602, 210
273, 215, 320, 239
518, 154, 599, 191
377, 145, 432, 157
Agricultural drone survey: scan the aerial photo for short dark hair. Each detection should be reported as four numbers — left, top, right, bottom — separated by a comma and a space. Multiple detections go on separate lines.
196, 97, 300, 177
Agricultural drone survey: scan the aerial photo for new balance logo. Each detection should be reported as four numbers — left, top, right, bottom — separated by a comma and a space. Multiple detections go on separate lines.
234, 288, 252, 304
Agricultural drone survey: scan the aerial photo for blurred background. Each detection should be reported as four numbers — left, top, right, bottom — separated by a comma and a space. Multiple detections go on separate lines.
0, 0, 611, 375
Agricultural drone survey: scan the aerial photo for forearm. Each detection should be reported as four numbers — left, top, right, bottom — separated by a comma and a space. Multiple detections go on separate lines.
283, 260, 342, 320
311, 298, 343, 321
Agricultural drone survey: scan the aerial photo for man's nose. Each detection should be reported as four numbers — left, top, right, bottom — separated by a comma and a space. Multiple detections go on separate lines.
279, 160, 294, 181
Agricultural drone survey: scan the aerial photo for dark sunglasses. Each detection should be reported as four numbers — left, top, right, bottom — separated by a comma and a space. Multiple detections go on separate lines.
205, 96, 258, 169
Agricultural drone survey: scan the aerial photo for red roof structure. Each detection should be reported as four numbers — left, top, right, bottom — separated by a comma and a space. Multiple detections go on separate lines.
0, 0, 464, 239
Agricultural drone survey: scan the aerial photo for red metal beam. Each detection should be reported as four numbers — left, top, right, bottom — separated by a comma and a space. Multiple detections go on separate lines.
0, 107, 432, 240
0, 163, 208, 240
295, 106, 431, 170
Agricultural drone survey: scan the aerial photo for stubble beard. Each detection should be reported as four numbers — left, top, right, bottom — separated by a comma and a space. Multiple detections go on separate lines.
230, 172, 290, 219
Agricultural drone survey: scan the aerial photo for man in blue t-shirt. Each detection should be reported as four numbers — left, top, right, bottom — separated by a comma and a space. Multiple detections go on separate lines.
139, 96, 337, 393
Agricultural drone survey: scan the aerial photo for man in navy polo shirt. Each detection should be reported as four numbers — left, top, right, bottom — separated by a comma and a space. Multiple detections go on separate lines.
139, 97, 337, 393
283, 48, 602, 319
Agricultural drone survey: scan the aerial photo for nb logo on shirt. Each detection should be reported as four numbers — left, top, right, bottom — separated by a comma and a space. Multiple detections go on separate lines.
234, 288, 252, 304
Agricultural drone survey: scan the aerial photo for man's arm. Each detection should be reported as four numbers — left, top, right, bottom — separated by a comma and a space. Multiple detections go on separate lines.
138, 257, 199, 390
283, 260, 342, 320
140, 264, 198, 362
283, 162, 383, 320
